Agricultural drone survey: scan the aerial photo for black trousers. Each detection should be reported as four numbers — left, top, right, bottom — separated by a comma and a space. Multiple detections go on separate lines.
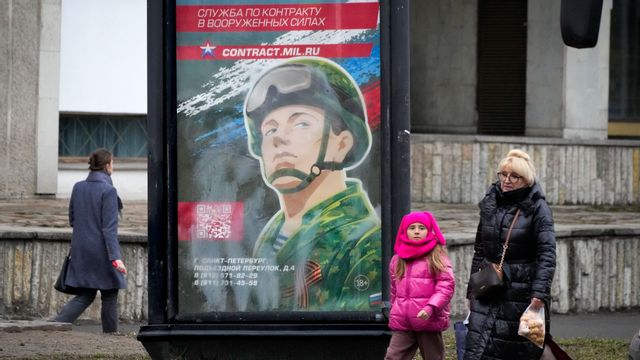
55, 288, 119, 333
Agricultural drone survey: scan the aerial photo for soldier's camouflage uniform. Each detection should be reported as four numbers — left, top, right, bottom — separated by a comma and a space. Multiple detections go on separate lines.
253, 180, 381, 311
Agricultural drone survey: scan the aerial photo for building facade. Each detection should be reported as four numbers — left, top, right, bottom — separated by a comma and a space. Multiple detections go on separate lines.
410, 0, 638, 139
1, 0, 638, 203
0, 0, 147, 200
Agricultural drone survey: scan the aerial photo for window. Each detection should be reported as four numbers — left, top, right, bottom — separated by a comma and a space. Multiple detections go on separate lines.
609, 0, 640, 123
58, 114, 147, 158
477, 0, 527, 135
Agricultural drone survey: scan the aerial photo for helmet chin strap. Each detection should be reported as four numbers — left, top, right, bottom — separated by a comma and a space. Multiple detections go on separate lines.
266, 116, 345, 194
267, 166, 320, 194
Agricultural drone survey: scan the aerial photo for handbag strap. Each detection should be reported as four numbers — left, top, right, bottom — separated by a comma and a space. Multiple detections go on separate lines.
497, 208, 521, 271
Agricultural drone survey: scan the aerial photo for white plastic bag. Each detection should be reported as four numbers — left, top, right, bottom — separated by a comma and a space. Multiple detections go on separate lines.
518, 304, 545, 348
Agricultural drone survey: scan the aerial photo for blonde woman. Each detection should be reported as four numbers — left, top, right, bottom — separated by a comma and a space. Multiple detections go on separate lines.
464, 149, 556, 359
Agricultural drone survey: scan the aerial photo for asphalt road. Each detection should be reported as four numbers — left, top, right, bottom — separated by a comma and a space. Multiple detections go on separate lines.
448, 310, 640, 341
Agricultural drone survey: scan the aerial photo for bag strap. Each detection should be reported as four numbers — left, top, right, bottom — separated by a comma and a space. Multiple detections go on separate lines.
497, 208, 521, 271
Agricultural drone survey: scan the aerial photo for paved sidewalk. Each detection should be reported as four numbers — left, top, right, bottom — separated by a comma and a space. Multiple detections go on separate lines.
0, 319, 147, 359
551, 311, 640, 340
2, 198, 639, 237
3, 310, 637, 340
0, 198, 147, 235
1, 311, 639, 359
414, 201, 640, 241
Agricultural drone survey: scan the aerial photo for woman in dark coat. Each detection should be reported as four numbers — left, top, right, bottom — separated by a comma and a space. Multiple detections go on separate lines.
55, 148, 127, 333
464, 149, 556, 360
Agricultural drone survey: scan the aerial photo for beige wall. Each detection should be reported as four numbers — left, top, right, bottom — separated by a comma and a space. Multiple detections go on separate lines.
36, 0, 62, 194
0, 234, 147, 321
0, 0, 40, 198
562, 0, 613, 140
411, 134, 640, 205
526, 0, 565, 137
410, 0, 478, 134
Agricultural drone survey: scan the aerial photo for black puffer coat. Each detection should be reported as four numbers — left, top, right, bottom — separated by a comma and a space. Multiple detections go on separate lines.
464, 182, 556, 360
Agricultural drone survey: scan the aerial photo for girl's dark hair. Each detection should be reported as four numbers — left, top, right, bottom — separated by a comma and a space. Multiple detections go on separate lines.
88, 148, 112, 171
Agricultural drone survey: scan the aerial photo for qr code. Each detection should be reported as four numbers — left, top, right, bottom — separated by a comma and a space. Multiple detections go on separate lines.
196, 204, 232, 239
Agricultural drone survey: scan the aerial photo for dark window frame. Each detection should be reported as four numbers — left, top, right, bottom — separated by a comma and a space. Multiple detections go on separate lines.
58, 113, 148, 159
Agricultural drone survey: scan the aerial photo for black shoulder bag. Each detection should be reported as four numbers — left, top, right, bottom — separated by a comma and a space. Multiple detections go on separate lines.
54, 253, 79, 295
469, 209, 521, 299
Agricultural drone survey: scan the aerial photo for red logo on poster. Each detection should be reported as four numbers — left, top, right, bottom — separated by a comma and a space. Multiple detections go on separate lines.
199, 40, 216, 58
178, 202, 244, 241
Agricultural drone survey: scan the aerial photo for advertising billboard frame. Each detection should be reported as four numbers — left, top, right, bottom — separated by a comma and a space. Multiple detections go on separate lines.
140, 0, 410, 357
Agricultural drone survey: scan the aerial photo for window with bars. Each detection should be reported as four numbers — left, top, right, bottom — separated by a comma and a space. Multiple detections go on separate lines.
58, 114, 147, 158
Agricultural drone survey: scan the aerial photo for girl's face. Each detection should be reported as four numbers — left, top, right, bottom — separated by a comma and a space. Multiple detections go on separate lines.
406, 222, 428, 241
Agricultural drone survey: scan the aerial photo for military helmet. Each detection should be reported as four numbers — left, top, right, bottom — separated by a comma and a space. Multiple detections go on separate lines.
244, 57, 372, 170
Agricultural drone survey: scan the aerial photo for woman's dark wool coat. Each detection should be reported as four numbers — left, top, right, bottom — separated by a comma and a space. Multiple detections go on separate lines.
464, 182, 556, 360
66, 171, 127, 290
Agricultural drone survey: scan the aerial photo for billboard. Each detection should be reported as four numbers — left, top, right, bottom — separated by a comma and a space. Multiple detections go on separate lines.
175, 0, 382, 315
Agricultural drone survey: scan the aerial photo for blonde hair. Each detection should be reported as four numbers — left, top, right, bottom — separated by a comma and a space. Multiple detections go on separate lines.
498, 149, 536, 186
395, 245, 448, 279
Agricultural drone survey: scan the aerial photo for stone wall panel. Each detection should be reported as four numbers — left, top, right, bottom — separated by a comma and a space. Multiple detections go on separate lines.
1, 230, 638, 320
0, 236, 147, 321
411, 135, 640, 205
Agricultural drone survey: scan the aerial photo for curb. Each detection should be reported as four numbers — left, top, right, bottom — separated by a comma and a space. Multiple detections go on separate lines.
0, 320, 72, 333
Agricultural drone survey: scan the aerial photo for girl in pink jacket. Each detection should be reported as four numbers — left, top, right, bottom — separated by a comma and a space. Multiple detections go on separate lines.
385, 211, 456, 360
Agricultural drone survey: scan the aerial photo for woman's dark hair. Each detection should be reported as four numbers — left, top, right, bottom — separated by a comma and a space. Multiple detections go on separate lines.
88, 148, 112, 171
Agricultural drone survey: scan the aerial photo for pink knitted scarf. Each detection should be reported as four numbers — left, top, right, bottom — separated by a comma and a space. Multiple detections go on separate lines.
394, 211, 446, 260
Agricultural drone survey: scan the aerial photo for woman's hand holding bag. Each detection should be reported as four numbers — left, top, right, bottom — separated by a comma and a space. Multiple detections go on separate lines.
518, 303, 546, 348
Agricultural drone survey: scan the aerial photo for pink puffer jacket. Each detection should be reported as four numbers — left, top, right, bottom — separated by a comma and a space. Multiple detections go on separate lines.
388, 254, 455, 332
